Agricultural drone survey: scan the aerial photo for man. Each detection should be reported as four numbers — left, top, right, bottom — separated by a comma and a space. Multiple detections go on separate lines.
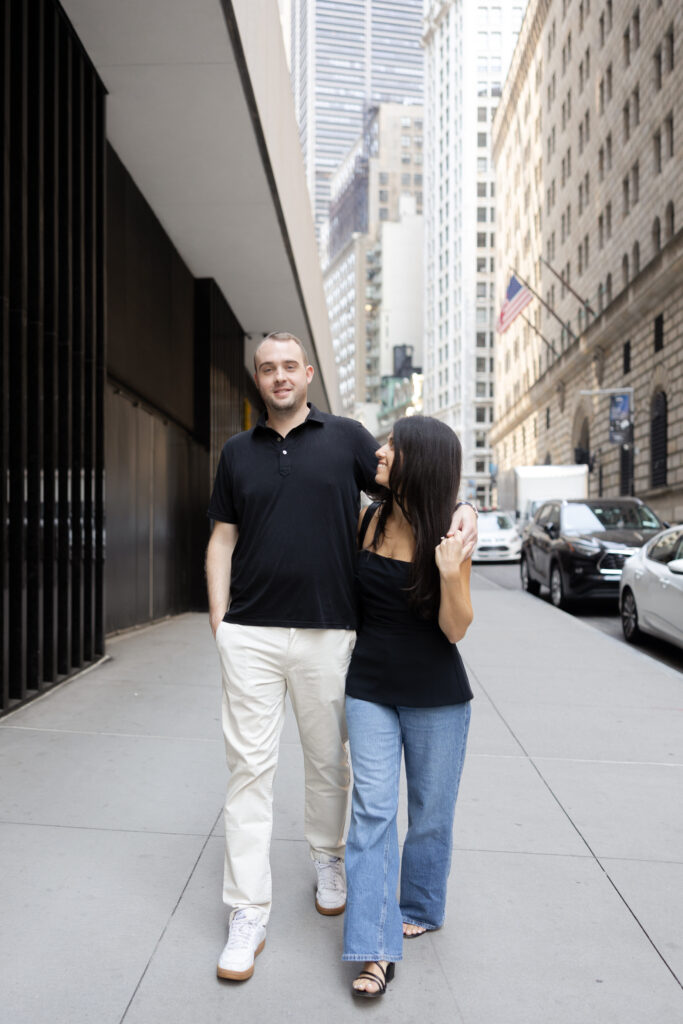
206, 332, 477, 981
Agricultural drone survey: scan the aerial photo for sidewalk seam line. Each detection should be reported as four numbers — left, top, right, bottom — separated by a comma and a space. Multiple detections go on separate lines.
118, 807, 224, 1024
465, 659, 683, 993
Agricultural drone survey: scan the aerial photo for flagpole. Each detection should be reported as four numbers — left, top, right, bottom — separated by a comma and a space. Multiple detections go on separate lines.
540, 256, 596, 317
521, 313, 559, 359
510, 267, 578, 343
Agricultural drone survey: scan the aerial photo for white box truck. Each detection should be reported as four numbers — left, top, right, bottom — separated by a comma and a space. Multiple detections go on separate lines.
497, 464, 589, 529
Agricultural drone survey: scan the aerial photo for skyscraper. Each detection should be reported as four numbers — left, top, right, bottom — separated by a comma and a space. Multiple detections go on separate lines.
422, 1, 523, 507
289, 0, 424, 238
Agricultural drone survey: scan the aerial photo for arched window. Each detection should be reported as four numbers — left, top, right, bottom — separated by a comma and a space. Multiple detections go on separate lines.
652, 217, 661, 255
665, 201, 675, 240
605, 273, 612, 304
651, 390, 667, 488
632, 241, 640, 275
622, 253, 629, 287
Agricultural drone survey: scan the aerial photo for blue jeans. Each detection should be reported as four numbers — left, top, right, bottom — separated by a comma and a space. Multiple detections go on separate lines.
342, 697, 471, 962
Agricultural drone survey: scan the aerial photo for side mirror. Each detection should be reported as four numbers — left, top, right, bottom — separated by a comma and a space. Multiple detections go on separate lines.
543, 522, 556, 538
667, 558, 683, 575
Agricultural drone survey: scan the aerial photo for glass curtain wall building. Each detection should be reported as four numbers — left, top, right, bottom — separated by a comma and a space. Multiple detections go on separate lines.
422, 1, 523, 507
289, 0, 424, 240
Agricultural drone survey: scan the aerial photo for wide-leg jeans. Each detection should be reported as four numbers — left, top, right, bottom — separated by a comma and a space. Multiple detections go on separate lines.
215, 622, 355, 922
343, 696, 471, 962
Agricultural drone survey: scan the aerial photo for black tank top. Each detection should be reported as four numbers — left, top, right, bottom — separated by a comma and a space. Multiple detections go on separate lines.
345, 505, 473, 708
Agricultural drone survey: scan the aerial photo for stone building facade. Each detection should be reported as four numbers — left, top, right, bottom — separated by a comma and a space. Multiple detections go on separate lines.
491, 0, 682, 522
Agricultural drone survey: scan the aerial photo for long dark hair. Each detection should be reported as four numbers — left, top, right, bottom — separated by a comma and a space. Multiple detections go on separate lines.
371, 416, 462, 618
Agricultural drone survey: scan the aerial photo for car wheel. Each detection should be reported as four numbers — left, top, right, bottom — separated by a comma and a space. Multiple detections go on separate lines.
549, 562, 567, 609
520, 554, 540, 595
621, 588, 642, 643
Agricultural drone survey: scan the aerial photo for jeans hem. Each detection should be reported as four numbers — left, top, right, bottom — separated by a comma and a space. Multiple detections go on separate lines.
342, 953, 403, 962
401, 916, 442, 930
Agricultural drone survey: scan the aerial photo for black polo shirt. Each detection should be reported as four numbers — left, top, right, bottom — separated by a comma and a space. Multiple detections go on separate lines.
207, 404, 379, 629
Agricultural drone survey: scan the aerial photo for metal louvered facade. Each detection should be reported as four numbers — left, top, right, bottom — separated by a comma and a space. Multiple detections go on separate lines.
1, 0, 106, 713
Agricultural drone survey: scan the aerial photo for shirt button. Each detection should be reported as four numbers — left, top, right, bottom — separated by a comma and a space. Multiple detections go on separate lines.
282, 449, 288, 455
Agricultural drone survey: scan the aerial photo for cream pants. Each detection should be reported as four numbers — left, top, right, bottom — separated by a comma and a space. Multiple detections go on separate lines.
215, 622, 355, 921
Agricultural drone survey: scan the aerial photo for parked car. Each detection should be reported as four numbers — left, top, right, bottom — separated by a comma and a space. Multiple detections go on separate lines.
520, 497, 665, 608
620, 525, 683, 649
473, 511, 522, 563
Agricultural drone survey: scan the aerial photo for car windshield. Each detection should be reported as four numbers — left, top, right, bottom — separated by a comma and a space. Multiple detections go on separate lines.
479, 512, 514, 530
562, 502, 662, 533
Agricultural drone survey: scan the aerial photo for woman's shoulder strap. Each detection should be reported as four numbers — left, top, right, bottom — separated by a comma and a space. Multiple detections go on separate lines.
358, 501, 381, 549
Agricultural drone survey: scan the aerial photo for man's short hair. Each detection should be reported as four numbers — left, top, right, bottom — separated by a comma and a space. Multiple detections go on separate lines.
254, 332, 309, 371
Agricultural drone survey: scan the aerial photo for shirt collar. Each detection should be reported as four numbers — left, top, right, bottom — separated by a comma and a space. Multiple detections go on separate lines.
254, 403, 325, 435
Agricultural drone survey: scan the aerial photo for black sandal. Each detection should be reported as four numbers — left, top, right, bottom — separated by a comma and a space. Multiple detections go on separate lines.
351, 960, 395, 998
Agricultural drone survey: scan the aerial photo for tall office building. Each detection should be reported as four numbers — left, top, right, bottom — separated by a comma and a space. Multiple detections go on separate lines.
422, 2, 524, 506
324, 105, 424, 422
289, 0, 424, 238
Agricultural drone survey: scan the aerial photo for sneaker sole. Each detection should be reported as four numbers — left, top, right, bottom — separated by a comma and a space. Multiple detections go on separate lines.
315, 898, 346, 916
216, 938, 265, 981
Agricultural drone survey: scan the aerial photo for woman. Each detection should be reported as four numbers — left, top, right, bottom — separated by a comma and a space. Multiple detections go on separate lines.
342, 415, 474, 998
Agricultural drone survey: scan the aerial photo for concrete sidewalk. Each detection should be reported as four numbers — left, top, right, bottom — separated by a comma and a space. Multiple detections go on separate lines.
1, 576, 682, 1024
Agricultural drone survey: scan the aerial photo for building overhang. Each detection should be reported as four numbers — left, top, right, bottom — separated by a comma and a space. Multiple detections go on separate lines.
60, 0, 338, 411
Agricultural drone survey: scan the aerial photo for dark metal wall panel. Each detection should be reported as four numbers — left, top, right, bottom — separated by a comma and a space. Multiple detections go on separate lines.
104, 386, 210, 632
0, 0, 105, 715
0, 0, 10, 710
42, 0, 59, 683
8, 0, 28, 699
107, 145, 195, 434
26, 0, 45, 691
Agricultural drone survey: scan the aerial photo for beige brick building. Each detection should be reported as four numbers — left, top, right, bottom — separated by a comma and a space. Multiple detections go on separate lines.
491, 0, 682, 522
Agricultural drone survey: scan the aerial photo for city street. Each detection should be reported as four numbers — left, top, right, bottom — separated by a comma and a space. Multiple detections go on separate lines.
473, 562, 683, 674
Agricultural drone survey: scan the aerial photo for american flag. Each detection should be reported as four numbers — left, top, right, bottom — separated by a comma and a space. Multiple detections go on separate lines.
496, 274, 533, 333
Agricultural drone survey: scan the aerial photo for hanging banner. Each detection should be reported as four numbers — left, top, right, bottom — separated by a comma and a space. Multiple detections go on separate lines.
609, 393, 632, 444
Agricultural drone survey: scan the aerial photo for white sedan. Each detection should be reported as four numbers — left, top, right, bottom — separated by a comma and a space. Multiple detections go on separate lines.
619, 525, 683, 649
472, 511, 522, 563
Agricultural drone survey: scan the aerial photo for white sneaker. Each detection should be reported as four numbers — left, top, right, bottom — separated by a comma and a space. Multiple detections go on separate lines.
313, 856, 347, 916
217, 908, 267, 980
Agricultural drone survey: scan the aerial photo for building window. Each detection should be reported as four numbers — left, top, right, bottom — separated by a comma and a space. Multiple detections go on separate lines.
665, 24, 674, 73
631, 162, 639, 205
379, 190, 389, 202
623, 339, 631, 374
665, 201, 675, 240
652, 216, 661, 254
650, 390, 667, 487
379, 208, 389, 221
632, 240, 640, 275
654, 313, 664, 353
622, 253, 629, 287
665, 112, 674, 158
654, 130, 662, 173
477, 132, 488, 147
622, 176, 630, 216
379, 172, 389, 185
476, 332, 487, 347
654, 47, 663, 91
546, 407, 551, 429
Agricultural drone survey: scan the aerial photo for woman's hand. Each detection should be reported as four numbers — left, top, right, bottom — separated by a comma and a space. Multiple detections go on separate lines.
435, 533, 469, 576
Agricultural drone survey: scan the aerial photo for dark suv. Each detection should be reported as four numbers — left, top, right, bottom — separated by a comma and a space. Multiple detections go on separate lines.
520, 498, 664, 608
